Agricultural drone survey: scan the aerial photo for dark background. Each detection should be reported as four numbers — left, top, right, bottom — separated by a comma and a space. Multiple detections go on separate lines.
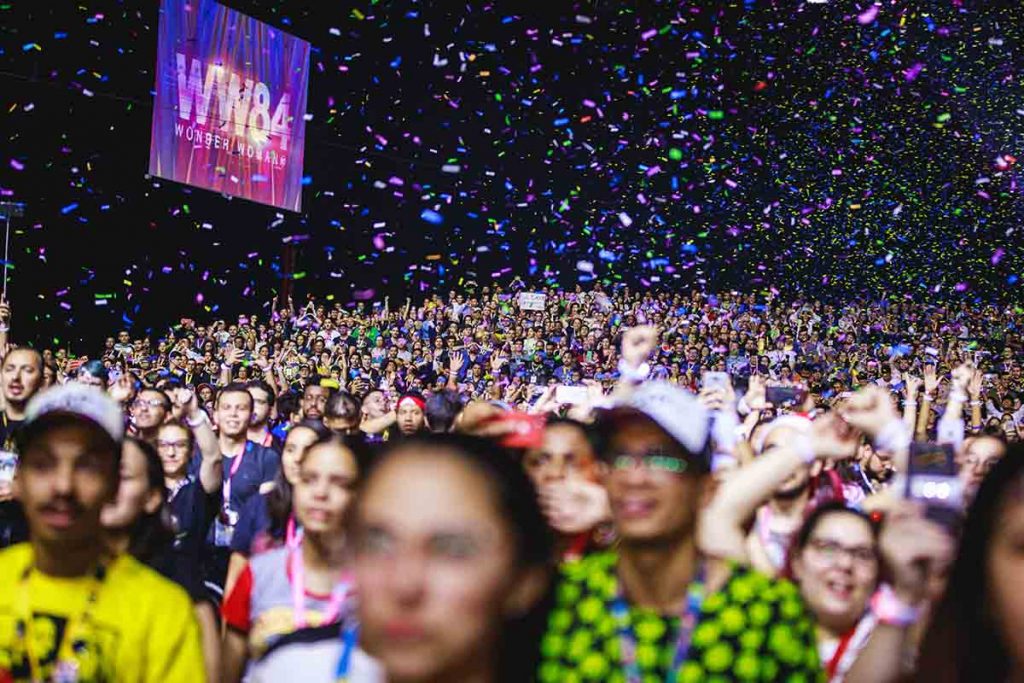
0, 0, 1021, 351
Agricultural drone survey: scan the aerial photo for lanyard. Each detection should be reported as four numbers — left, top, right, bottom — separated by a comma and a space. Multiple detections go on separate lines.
334, 623, 359, 682
15, 561, 107, 683
222, 441, 250, 511
610, 565, 705, 683
824, 624, 858, 681
285, 514, 302, 550
289, 542, 354, 629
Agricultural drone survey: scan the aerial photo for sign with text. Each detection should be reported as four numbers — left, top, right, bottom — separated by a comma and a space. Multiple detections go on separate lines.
148, 0, 310, 211
518, 292, 547, 311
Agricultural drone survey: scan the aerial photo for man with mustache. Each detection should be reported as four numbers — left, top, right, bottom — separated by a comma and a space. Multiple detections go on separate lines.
0, 383, 203, 681
0, 347, 44, 546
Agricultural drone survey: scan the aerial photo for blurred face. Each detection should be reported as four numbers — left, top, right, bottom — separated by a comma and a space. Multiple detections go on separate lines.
15, 422, 118, 547
2, 349, 43, 407
602, 416, 706, 545
353, 451, 531, 682
157, 424, 192, 478
216, 390, 253, 438
281, 425, 320, 485
397, 399, 426, 435
792, 513, 878, 634
362, 391, 388, 418
302, 385, 329, 420
959, 436, 1007, 494
523, 423, 597, 487
988, 493, 1024, 673
101, 440, 161, 530
248, 387, 273, 426
131, 390, 169, 431
76, 371, 105, 389
292, 441, 358, 534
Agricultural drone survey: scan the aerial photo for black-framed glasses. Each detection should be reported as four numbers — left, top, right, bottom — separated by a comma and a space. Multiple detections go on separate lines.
807, 538, 876, 566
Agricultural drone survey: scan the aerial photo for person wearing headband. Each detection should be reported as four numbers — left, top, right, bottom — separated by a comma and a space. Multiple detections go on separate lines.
395, 393, 427, 437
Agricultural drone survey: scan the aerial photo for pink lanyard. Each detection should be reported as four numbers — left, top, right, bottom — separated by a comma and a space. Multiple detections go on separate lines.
285, 515, 301, 549
289, 541, 354, 629
222, 443, 247, 510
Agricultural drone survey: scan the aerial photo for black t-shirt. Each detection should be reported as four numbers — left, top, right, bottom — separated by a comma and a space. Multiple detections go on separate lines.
0, 413, 26, 548
163, 472, 218, 600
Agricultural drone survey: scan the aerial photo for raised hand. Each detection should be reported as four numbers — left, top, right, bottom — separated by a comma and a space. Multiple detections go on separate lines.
108, 374, 135, 404
879, 502, 955, 604
743, 375, 771, 411
538, 480, 611, 535
449, 351, 466, 376
904, 375, 922, 401
839, 384, 900, 441
810, 413, 861, 460
621, 325, 658, 369
923, 363, 938, 396
967, 368, 984, 400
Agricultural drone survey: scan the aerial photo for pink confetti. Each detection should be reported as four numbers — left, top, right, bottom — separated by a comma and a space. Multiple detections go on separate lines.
857, 5, 880, 24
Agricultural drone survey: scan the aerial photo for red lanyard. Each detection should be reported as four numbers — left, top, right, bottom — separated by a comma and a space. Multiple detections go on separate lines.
824, 626, 858, 681
289, 541, 354, 629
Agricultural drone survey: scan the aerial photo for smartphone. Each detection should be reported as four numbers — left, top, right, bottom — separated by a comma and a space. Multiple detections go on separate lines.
555, 385, 589, 405
905, 442, 963, 533
702, 371, 730, 391
766, 385, 806, 407
0, 451, 16, 485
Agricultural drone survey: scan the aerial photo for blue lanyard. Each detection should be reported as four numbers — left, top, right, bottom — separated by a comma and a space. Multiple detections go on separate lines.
610, 566, 706, 683
335, 623, 359, 681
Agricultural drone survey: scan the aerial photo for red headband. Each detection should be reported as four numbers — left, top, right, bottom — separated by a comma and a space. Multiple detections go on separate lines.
397, 395, 426, 411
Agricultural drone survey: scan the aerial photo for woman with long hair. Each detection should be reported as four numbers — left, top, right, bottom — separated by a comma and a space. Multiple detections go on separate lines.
222, 419, 331, 597
915, 444, 1024, 681
349, 433, 553, 683
221, 435, 373, 682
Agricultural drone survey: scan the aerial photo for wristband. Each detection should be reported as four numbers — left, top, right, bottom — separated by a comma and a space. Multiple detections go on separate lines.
969, 400, 982, 407
873, 419, 911, 453
922, 393, 935, 402
220, 362, 232, 372
0, 324, 9, 333
617, 359, 650, 383
185, 411, 209, 428
870, 584, 922, 628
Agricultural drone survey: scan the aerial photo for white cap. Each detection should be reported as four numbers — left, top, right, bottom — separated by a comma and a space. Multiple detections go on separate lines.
26, 384, 125, 443
601, 381, 711, 460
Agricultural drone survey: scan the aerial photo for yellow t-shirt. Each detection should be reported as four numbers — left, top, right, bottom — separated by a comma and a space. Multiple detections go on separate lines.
0, 543, 205, 682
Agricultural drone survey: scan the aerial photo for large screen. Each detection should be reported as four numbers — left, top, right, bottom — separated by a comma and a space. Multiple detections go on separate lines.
148, 0, 310, 212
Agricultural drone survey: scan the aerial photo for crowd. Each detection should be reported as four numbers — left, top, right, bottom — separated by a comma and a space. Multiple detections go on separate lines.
0, 283, 1021, 682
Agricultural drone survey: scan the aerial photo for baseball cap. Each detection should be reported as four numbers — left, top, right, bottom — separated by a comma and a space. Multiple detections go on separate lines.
24, 384, 125, 444
596, 381, 711, 469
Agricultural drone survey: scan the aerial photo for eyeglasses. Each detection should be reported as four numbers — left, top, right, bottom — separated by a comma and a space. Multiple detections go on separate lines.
133, 398, 168, 409
807, 538, 876, 566
610, 450, 691, 475
157, 440, 191, 451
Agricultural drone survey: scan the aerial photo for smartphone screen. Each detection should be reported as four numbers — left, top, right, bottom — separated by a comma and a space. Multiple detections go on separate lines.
766, 385, 806, 407
906, 442, 963, 533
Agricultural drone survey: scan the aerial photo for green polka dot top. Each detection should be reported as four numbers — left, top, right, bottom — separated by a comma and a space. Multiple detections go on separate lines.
538, 551, 823, 683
